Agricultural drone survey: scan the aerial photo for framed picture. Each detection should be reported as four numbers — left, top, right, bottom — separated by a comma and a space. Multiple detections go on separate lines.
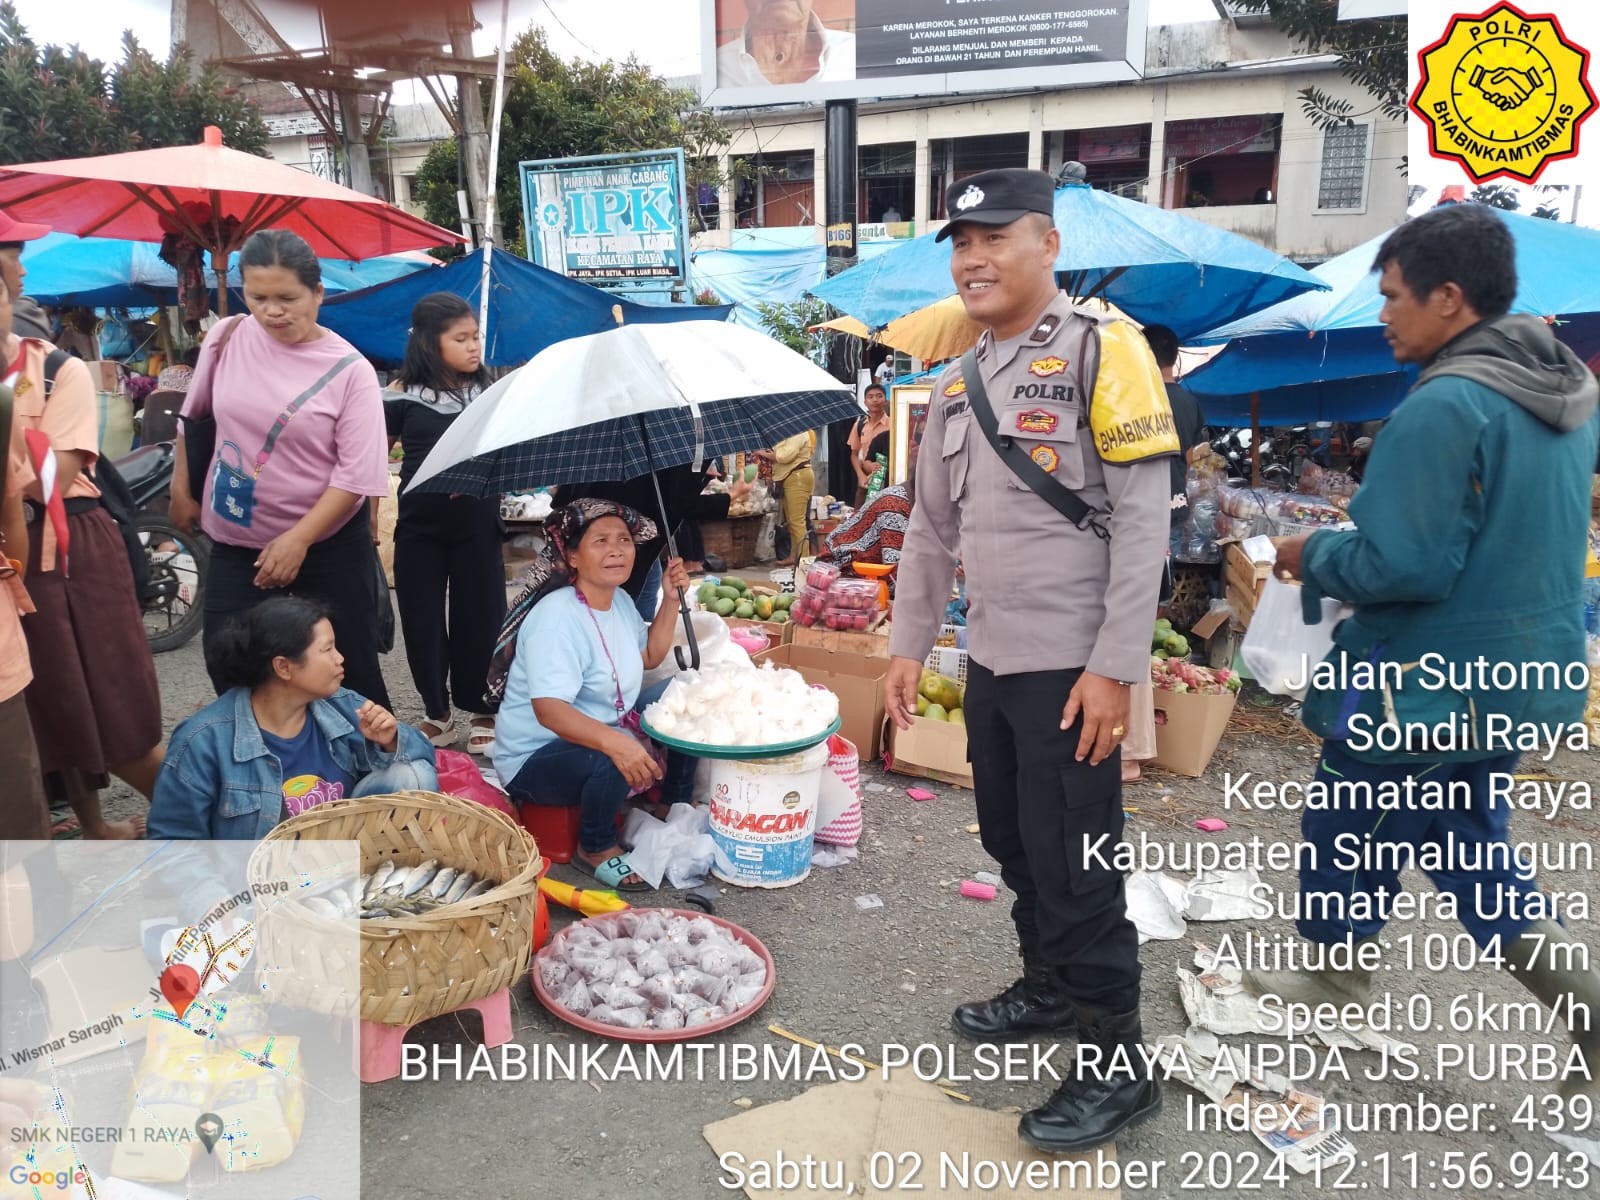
890, 384, 932, 485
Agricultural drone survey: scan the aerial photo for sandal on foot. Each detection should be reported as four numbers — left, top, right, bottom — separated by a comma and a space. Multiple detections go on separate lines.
418, 713, 459, 748
467, 715, 496, 756
575, 853, 652, 893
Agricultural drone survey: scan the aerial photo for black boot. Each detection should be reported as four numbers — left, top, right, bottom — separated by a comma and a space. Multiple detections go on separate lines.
952, 955, 1077, 1042
1019, 1007, 1162, 1153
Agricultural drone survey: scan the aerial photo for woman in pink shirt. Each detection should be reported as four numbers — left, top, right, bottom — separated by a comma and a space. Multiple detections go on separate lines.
172, 230, 393, 707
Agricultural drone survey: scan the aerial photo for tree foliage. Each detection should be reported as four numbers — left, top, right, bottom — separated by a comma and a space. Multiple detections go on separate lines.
0, 2, 268, 164
1228, 0, 1405, 133
411, 28, 731, 253
1470, 184, 1520, 211
1469, 183, 1567, 220
754, 297, 830, 365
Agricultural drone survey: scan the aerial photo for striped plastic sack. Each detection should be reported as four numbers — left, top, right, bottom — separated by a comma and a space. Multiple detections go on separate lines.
815, 734, 863, 847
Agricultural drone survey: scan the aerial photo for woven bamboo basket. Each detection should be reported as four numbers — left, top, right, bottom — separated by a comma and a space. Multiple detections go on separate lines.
728, 516, 761, 568
256, 790, 540, 1027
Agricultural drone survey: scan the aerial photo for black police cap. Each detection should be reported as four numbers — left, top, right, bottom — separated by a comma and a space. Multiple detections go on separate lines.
935, 168, 1056, 242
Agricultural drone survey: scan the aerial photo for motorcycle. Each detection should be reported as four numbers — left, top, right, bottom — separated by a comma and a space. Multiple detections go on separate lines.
114, 441, 209, 653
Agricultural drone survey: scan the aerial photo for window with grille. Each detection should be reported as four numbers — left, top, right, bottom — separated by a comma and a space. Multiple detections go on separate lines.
1318, 123, 1371, 211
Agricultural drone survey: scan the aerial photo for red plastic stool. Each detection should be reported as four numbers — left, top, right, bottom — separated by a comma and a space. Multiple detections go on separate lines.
359, 988, 513, 1084
517, 804, 582, 864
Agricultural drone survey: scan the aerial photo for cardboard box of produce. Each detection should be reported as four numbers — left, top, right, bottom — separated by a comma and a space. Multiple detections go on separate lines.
792, 623, 892, 659
754, 643, 891, 760
1150, 688, 1237, 777
1223, 541, 1272, 628
884, 715, 973, 789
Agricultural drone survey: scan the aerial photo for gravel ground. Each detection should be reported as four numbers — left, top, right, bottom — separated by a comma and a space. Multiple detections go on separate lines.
103, 624, 1600, 1200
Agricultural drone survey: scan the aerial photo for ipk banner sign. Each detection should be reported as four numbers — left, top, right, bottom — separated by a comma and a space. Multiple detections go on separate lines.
518, 149, 690, 290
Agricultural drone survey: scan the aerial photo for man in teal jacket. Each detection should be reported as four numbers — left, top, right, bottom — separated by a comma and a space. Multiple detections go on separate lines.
1259, 202, 1600, 1099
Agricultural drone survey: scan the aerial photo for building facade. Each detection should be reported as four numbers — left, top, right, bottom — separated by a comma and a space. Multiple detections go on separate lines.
697, 19, 1405, 264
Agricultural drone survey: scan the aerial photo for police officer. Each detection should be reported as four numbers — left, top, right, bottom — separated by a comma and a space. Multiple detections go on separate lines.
887, 168, 1176, 1152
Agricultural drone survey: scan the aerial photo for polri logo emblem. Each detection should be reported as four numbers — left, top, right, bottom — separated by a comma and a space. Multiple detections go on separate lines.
1028, 357, 1068, 378
944, 378, 968, 397
1016, 409, 1059, 435
1411, 1, 1597, 184
955, 186, 985, 211
1030, 445, 1060, 474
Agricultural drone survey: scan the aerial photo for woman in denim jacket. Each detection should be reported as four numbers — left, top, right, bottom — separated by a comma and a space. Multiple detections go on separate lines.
148, 596, 436, 839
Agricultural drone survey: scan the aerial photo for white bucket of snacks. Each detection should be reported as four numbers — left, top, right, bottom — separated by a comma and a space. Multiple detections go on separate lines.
707, 741, 830, 888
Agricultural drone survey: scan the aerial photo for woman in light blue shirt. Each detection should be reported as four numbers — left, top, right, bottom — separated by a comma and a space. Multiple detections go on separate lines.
490, 500, 694, 891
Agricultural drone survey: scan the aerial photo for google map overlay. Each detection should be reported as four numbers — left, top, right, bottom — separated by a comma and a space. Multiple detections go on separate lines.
0, 841, 360, 1199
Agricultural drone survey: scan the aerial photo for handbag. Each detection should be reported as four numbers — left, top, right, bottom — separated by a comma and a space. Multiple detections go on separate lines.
960, 347, 1110, 541
203, 349, 360, 529
182, 315, 247, 502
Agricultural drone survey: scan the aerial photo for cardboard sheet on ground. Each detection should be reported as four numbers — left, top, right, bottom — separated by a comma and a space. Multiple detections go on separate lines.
703, 1071, 1119, 1200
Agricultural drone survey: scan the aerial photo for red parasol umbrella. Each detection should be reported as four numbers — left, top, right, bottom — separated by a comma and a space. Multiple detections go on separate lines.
0, 126, 465, 314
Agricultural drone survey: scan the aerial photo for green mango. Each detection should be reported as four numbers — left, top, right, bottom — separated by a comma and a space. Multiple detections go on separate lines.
948, 707, 965, 726
924, 703, 949, 723
773, 593, 795, 610
722, 576, 748, 593
697, 583, 718, 605
918, 672, 963, 711
734, 601, 756, 619
713, 597, 737, 616
772, 609, 790, 624
715, 585, 740, 602
1163, 633, 1190, 657
1154, 618, 1173, 633
915, 694, 930, 716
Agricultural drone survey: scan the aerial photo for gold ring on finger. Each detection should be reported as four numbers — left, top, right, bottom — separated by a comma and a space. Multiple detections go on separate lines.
1111, 725, 1126, 737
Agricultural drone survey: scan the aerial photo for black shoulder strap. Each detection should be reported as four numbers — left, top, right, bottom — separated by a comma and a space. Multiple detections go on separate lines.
42, 348, 70, 397
960, 348, 1109, 542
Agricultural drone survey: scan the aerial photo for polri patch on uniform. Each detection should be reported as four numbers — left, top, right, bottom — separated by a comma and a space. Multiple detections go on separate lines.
1015, 409, 1059, 435
944, 378, 968, 397
13, 377, 30, 397
943, 398, 969, 419
1030, 445, 1061, 474
1028, 356, 1068, 378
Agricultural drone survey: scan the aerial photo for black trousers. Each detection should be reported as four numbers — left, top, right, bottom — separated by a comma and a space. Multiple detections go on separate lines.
203, 508, 391, 709
393, 493, 505, 718
964, 659, 1141, 1014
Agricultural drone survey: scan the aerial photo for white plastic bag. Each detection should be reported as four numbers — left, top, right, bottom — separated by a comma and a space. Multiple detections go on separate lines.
1240, 576, 1348, 700
622, 803, 717, 889
641, 610, 749, 689
755, 512, 777, 563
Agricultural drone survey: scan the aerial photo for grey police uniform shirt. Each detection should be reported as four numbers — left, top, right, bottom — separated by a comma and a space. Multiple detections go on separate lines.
888, 293, 1175, 684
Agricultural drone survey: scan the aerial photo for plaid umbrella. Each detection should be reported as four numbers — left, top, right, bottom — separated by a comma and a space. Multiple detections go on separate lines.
409, 319, 858, 670
407, 320, 858, 497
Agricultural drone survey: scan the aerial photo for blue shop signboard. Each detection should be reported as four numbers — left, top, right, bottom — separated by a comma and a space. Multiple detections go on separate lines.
519, 150, 690, 290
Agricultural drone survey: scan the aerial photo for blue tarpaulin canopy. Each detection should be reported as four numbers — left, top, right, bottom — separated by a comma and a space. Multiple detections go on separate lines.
1185, 207, 1600, 425
19, 232, 434, 307
809, 179, 1329, 341
320, 248, 733, 367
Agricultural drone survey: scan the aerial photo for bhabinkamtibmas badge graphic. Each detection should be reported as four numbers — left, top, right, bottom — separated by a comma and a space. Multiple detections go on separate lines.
1411, 1, 1597, 183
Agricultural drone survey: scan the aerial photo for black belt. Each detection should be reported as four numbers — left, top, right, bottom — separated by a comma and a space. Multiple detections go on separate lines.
23, 496, 99, 523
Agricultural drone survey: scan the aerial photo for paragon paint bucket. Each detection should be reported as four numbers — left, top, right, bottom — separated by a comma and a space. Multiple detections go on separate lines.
708, 741, 830, 888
